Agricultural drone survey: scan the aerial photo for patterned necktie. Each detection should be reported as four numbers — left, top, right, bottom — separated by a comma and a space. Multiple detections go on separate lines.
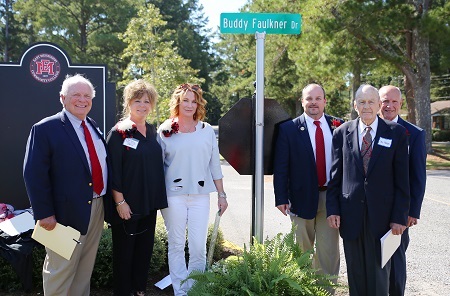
81, 120, 104, 195
314, 121, 326, 186
361, 126, 372, 175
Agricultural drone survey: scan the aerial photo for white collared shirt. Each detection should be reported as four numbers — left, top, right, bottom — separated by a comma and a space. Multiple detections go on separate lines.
64, 109, 107, 197
304, 113, 333, 185
358, 116, 378, 150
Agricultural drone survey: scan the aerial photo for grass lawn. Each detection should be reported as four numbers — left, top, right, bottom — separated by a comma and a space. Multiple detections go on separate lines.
427, 142, 450, 170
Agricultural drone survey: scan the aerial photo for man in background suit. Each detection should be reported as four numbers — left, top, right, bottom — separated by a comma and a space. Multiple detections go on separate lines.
326, 84, 410, 296
273, 83, 342, 293
379, 85, 427, 296
23, 74, 108, 295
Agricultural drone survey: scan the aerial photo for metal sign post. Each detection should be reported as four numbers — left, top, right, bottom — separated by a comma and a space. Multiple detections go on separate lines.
254, 31, 265, 243
220, 13, 301, 243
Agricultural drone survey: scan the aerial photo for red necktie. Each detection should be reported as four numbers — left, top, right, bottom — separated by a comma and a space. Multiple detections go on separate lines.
81, 120, 104, 195
314, 121, 326, 187
361, 126, 372, 175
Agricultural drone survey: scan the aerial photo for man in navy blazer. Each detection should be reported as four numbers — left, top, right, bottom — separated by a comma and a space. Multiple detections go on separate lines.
273, 84, 342, 293
23, 74, 108, 295
326, 84, 410, 296
379, 85, 427, 296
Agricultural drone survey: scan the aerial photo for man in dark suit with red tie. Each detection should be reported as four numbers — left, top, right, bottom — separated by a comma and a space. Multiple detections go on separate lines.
24, 74, 108, 295
273, 83, 343, 293
379, 85, 427, 296
326, 84, 410, 296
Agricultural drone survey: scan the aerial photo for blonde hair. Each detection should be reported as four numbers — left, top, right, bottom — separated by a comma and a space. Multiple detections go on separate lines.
122, 79, 158, 119
169, 83, 207, 121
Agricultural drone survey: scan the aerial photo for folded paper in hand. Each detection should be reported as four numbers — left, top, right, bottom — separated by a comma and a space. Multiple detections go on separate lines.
380, 229, 401, 268
32, 222, 81, 260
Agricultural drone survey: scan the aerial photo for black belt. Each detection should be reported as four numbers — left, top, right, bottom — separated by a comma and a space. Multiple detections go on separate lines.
318, 186, 327, 192
93, 195, 104, 199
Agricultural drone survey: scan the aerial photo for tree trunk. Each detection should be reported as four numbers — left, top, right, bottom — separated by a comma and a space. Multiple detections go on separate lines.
4, 0, 10, 62
411, 27, 432, 153
351, 63, 361, 120
404, 31, 416, 124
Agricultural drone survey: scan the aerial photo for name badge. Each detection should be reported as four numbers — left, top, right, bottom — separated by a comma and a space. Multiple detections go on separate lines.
123, 138, 139, 149
378, 137, 392, 148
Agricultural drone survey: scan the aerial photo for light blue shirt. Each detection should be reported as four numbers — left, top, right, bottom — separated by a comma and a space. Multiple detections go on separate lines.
64, 109, 107, 197
358, 116, 378, 150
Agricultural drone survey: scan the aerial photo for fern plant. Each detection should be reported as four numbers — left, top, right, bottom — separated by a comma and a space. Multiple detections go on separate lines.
186, 226, 335, 295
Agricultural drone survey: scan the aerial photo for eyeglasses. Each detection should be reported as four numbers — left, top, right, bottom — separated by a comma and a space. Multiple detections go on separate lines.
122, 214, 148, 236
178, 83, 201, 92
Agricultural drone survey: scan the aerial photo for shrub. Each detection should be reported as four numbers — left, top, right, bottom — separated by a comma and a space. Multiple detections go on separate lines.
0, 216, 227, 292
0, 256, 23, 292
92, 218, 169, 288
432, 129, 450, 141
91, 226, 114, 288
0, 232, 46, 292
207, 221, 225, 262
150, 217, 168, 273
186, 227, 336, 296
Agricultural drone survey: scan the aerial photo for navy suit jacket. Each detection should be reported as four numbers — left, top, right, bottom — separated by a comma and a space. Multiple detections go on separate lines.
397, 117, 427, 218
273, 113, 342, 219
326, 116, 410, 240
23, 111, 108, 235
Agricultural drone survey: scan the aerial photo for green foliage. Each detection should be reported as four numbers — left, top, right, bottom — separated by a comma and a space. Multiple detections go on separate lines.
13, 0, 139, 82
118, 3, 201, 124
0, 0, 32, 62
91, 219, 168, 288
0, 237, 46, 292
157, 0, 230, 123
91, 227, 114, 288
207, 221, 225, 262
31, 244, 46, 290
0, 254, 25, 292
432, 129, 450, 141
150, 217, 168, 273
186, 227, 335, 296
0, 217, 228, 292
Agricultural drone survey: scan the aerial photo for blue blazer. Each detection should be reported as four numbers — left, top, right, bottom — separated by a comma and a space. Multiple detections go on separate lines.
273, 113, 342, 219
23, 111, 108, 235
397, 117, 426, 218
326, 116, 410, 240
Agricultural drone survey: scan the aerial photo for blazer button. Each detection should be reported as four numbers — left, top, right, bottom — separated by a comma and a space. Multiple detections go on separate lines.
89, 183, 93, 187
364, 181, 368, 185
361, 200, 365, 203
88, 200, 92, 204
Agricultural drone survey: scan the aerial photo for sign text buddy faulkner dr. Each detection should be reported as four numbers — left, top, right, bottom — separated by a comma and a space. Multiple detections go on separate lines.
220, 13, 301, 35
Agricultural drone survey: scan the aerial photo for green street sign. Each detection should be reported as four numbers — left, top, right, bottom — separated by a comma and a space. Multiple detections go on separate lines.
220, 13, 301, 35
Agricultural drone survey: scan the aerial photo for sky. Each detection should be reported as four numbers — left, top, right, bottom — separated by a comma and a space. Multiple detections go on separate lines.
199, 0, 247, 31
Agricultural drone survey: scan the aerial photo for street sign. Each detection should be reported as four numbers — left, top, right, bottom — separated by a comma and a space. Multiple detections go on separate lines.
220, 13, 301, 35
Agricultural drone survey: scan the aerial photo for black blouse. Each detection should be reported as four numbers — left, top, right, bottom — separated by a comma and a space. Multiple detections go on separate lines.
105, 122, 167, 225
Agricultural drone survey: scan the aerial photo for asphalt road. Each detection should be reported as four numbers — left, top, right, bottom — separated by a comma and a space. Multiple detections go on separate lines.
209, 163, 450, 295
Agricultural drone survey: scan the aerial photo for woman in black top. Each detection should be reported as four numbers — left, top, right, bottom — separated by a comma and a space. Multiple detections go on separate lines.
106, 79, 167, 296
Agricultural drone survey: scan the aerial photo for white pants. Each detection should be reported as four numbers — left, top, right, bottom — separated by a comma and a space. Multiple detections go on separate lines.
161, 194, 210, 296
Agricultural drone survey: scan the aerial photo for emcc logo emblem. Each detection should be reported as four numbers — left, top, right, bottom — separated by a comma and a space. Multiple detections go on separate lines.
30, 53, 61, 83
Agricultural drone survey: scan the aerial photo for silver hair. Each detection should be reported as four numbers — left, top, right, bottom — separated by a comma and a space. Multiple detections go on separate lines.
59, 74, 95, 99
355, 84, 379, 101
